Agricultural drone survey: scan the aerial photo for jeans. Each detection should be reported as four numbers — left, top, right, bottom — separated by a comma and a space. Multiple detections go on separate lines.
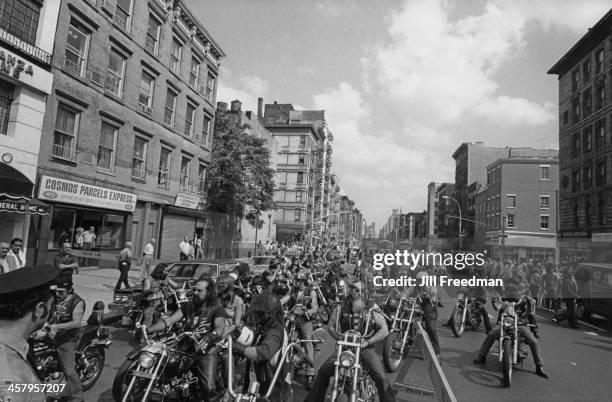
476, 303, 492, 333
115, 266, 130, 290
476, 325, 544, 367
180, 253, 188, 261
194, 346, 219, 402
305, 348, 396, 402
555, 298, 578, 327
56, 340, 84, 402
422, 300, 440, 356
299, 320, 315, 376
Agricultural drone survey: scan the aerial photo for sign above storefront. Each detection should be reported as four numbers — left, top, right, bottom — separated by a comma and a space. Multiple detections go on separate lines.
558, 230, 591, 238
174, 193, 201, 210
592, 233, 612, 243
0, 45, 53, 94
38, 175, 137, 212
0, 197, 50, 215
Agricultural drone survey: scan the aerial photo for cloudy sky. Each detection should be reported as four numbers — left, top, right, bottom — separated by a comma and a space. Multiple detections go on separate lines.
187, 0, 610, 229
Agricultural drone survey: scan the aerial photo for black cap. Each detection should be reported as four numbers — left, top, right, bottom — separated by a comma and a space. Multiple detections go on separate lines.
0, 265, 60, 295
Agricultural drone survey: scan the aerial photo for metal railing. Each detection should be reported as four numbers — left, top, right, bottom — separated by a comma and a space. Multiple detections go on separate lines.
0, 27, 52, 64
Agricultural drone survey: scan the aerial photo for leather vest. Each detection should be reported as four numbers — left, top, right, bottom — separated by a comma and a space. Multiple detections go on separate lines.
51, 294, 85, 344
338, 301, 376, 340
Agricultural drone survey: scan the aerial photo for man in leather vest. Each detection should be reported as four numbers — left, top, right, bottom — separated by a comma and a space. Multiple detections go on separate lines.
305, 280, 396, 402
49, 274, 85, 402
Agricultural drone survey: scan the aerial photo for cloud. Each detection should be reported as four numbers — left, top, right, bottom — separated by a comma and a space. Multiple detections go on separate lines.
217, 68, 268, 113
471, 96, 556, 126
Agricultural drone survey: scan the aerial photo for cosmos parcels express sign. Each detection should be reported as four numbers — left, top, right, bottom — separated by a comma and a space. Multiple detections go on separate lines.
38, 175, 137, 212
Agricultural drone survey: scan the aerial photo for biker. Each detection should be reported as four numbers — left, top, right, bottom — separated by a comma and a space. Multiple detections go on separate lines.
405, 270, 441, 361
48, 273, 85, 402
305, 280, 396, 402
473, 283, 549, 379
552, 267, 579, 329
146, 277, 226, 401
141, 263, 181, 328
217, 277, 244, 336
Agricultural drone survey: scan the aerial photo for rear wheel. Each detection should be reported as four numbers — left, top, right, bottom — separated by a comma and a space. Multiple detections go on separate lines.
450, 307, 464, 337
383, 331, 403, 372
502, 340, 512, 388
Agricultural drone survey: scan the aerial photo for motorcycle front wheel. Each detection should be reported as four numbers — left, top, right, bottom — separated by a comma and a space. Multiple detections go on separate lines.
450, 307, 464, 337
501, 340, 512, 388
112, 359, 150, 402
79, 347, 105, 391
319, 305, 331, 324
382, 331, 403, 372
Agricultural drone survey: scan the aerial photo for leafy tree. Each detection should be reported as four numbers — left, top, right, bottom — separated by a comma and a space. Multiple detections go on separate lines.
206, 112, 276, 228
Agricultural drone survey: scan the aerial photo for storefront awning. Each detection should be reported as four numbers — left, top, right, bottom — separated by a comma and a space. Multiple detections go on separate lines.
0, 195, 51, 215
0, 162, 34, 197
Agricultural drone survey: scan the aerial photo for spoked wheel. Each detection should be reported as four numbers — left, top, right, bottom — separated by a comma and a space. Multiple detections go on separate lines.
382, 331, 403, 372
450, 307, 464, 337
79, 347, 105, 391
501, 340, 512, 388
318, 305, 331, 324
112, 359, 148, 402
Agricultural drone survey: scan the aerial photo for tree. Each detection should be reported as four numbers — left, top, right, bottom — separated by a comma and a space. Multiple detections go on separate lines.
206, 112, 276, 228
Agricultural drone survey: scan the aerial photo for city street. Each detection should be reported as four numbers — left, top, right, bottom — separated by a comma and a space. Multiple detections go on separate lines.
72, 267, 611, 402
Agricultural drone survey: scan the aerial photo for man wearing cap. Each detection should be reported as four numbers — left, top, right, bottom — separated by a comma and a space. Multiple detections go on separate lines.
54, 242, 80, 277
116, 242, 132, 290
0, 265, 60, 402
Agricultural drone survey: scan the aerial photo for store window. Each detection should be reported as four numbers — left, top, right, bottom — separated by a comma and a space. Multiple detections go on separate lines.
49, 207, 126, 249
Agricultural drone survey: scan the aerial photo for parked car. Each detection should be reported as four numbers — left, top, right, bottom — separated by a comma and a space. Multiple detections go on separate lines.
249, 256, 276, 275
574, 263, 612, 325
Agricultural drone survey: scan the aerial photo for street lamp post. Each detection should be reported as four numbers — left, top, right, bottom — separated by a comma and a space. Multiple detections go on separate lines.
443, 196, 462, 250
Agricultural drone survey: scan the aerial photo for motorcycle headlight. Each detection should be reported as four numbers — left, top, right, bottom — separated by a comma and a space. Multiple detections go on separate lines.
139, 352, 156, 369
503, 317, 514, 327
339, 351, 356, 368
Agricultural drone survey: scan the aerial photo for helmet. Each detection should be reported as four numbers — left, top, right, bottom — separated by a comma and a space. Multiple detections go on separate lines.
236, 326, 255, 346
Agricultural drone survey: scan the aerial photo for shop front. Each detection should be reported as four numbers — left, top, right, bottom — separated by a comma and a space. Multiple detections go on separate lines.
158, 193, 205, 261
35, 175, 137, 267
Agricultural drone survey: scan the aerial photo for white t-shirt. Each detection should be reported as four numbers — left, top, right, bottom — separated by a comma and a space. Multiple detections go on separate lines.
82, 231, 96, 243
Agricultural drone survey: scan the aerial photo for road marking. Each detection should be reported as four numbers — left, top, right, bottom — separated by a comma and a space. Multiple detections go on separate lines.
578, 321, 608, 333
583, 331, 598, 336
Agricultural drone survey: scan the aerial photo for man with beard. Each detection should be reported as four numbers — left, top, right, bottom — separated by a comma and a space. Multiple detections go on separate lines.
146, 277, 225, 401
0, 265, 60, 402
305, 280, 396, 402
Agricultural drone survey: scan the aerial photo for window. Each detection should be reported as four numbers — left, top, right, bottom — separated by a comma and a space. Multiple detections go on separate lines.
158, 148, 171, 188
0, 80, 13, 135
572, 170, 581, 193
189, 57, 200, 88
596, 85, 605, 109
198, 164, 206, 193
596, 49, 604, 74
540, 195, 550, 209
294, 209, 302, 222
584, 164, 593, 189
506, 214, 515, 228
596, 160, 606, 186
180, 157, 190, 191
164, 89, 177, 126
598, 199, 606, 225
202, 114, 211, 145
64, 21, 89, 76
297, 171, 304, 184
185, 103, 195, 136
105, 49, 126, 97
131, 137, 147, 180
298, 153, 305, 165
572, 133, 581, 157
52, 103, 79, 161
296, 190, 303, 202
0, 0, 40, 45
572, 97, 580, 123
170, 38, 182, 74
507, 194, 516, 208
562, 111, 569, 126
138, 70, 155, 111
596, 120, 606, 148
205, 72, 216, 102
584, 126, 593, 153
540, 165, 550, 180
540, 215, 550, 230
571, 69, 580, 91
583, 60, 591, 82
97, 122, 118, 171
145, 14, 161, 54
583, 88, 592, 116
114, 0, 132, 31
49, 207, 126, 250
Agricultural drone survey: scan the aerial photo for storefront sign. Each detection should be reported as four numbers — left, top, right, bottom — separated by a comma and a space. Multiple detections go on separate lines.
0, 45, 53, 94
38, 175, 137, 212
558, 230, 591, 238
592, 233, 612, 243
0, 199, 50, 215
174, 193, 201, 210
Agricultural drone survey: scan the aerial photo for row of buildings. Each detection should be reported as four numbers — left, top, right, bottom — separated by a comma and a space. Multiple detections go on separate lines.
380, 8, 612, 263
0, 0, 363, 266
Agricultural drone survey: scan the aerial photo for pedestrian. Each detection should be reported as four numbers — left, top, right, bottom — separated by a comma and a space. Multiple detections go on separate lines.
0, 241, 14, 273
7, 237, 26, 269
0, 264, 61, 402
73, 227, 84, 265
54, 242, 80, 278
81, 226, 96, 267
188, 240, 195, 259
553, 267, 579, 329
142, 238, 156, 280
116, 242, 132, 290
195, 234, 203, 259
179, 236, 190, 261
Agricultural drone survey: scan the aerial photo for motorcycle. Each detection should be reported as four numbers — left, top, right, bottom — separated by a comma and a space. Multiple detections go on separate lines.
382, 296, 422, 372
28, 301, 112, 398
309, 273, 332, 324
330, 307, 379, 402
284, 303, 320, 389
498, 301, 533, 388
450, 291, 484, 337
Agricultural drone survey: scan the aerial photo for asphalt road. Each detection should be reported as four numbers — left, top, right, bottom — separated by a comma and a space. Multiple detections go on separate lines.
72, 266, 612, 402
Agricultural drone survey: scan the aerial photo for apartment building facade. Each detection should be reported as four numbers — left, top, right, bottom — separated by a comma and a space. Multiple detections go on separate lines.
33, 0, 224, 265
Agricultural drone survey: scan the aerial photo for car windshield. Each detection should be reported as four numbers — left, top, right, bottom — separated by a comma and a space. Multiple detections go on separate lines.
252, 257, 272, 265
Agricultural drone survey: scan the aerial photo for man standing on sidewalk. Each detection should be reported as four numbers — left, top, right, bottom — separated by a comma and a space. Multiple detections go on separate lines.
81, 226, 96, 267
54, 242, 80, 278
179, 236, 190, 261
116, 242, 132, 290
142, 238, 156, 281
0, 241, 14, 273
7, 238, 26, 269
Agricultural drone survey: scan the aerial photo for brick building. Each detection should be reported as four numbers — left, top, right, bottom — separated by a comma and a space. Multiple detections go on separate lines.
33, 0, 224, 265
548, 9, 612, 262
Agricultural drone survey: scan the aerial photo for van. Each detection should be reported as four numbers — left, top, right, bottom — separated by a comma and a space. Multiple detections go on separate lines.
574, 263, 612, 324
